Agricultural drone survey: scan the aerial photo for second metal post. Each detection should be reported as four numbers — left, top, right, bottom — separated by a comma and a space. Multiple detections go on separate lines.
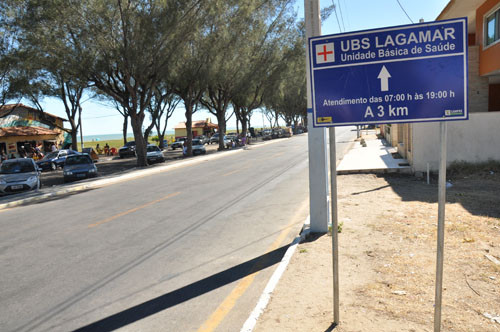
329, 127, 339, 325
434, 121, 447, 332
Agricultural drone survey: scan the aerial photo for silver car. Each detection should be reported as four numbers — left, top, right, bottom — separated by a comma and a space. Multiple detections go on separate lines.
146, 144, 165, 164
0, 158, 41, 195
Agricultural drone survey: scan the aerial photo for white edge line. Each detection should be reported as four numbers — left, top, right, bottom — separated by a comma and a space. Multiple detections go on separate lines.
240, 216, 311, 332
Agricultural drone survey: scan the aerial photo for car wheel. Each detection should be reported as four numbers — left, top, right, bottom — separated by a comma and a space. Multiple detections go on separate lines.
50, 162, 56, 171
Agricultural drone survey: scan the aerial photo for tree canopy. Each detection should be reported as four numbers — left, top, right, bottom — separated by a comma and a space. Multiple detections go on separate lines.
1, 0, 307, 164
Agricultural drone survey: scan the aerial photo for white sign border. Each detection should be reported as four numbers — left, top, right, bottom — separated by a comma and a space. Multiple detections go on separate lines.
309, 18, 468, 128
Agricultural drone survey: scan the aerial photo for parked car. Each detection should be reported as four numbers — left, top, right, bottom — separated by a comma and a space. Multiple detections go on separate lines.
118, 141, 136, 158
197, 135, 209, 145
209, 133, 222, 144
223, 136, 234, 149
226, 132, 238, 141
262, 130, 273, 140
36, 149, 80, 171
171, 137, 186, 150
183, 139, 206, 156
146, 144, 165, 164
0, 158, 41, 195
63, 154, 98, 183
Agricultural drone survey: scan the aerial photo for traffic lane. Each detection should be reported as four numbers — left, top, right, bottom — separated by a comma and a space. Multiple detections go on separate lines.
68, 142, 309, 332
332, 126, 358, 161
84, 161, 310, 332
0, 136, 309, 332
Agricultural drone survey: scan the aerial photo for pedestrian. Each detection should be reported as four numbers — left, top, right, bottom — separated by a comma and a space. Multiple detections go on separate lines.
19, 146, 26, 158
104, 143, 110, 156
51, 143, 57, 152
96, 143, 103, 154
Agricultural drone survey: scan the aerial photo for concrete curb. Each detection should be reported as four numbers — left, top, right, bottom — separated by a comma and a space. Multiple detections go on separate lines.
337, 167, 412, 175
240, 216, 311, 332
0, 137, 290, 211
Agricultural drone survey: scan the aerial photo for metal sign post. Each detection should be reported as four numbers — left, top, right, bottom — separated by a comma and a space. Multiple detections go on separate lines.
329, 127, 340, 325
434, 122, 447, 332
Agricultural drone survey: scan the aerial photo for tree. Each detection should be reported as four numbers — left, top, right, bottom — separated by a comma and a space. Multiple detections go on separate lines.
12, 0, 206, 166
202, 0, 295, 150
172, 35, 210, 156
263, 21, 306, 131
146, 84, 180, 149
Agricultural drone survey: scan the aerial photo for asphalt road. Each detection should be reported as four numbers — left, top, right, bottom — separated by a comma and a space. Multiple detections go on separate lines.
0, 129, 356, 332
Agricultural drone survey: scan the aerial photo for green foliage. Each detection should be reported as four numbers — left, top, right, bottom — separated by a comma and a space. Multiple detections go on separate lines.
3, 0, 307, 159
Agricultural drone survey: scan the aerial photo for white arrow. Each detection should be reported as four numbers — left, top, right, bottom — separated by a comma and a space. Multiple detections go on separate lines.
377, 65, 391, 92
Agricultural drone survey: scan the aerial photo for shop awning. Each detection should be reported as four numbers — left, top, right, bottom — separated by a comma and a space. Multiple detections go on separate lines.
0, 126, 59, 137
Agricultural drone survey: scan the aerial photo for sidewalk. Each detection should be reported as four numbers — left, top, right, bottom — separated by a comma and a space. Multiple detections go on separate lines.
337, 129, 411, 174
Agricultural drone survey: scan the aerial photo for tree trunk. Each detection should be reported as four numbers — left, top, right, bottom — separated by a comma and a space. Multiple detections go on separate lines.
158, 134, 165, 149
129, 112, 147, 167
71, 129, 78, 151
185, 104, 193, 156
217, 112, 226, 151
123, 114, 129, 145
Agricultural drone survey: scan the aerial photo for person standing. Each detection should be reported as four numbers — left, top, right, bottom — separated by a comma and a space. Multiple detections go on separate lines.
51, 143, 57, 152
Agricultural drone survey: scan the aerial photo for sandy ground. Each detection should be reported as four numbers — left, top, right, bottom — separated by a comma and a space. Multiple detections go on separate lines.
255, 172, 500, 332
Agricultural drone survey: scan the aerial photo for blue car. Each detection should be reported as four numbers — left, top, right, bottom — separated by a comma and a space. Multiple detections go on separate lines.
63, 154, 98, 182
36, 149, 80, 171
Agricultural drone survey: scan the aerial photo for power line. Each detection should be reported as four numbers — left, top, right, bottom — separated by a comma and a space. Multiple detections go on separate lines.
396, 0, 414, 23
341, 0, 350, 30
83, 114, 121, 120
335, 0, 346, 32
332, 1, 343, 32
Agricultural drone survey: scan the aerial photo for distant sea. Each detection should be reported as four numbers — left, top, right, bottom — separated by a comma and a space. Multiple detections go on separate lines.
80, 131, 175, 142
79, 127, 243, 142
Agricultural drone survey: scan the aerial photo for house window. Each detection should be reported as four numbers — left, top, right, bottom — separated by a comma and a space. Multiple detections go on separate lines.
485, 7, 500, 47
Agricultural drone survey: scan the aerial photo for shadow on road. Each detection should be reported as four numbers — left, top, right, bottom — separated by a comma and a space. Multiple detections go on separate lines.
73, 245, 289, 332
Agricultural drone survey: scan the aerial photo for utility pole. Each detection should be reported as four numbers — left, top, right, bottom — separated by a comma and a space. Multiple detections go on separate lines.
305, 0, 329, 233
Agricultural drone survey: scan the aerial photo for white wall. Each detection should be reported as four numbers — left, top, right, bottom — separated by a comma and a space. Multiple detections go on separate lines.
412, 112, 500, 172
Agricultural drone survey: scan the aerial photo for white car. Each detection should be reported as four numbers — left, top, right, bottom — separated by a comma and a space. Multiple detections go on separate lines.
0, 158, 41, 195
183, 139, 206, 156
146, 144, 165, 164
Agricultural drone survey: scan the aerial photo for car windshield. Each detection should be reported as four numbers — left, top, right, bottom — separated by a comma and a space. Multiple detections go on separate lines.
0, 160, 35, 174
192, 140, 202, 145
125, 141, 135, 147
65, 155, 92, 165
43, 151, 59, 160
147, 146, 160, 152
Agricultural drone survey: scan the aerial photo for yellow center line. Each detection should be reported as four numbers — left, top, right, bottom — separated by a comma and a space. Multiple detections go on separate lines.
260, 151, 285, 161
88, 192, 181, 228
197, 198, 309, 332
222, 166, 251, 177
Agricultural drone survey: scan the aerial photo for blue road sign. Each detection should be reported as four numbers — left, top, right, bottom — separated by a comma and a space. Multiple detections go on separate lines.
308, 18, 468, 127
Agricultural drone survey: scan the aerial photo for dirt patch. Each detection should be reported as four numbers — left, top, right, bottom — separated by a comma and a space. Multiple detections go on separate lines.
255, 173, 500, 332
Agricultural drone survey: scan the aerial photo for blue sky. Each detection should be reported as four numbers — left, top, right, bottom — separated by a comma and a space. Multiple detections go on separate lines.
36, 0, 451, 136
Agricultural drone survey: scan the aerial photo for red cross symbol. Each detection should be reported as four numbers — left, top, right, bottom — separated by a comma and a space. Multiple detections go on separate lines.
315, 43, 334, 63
317, 45, 333, 62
